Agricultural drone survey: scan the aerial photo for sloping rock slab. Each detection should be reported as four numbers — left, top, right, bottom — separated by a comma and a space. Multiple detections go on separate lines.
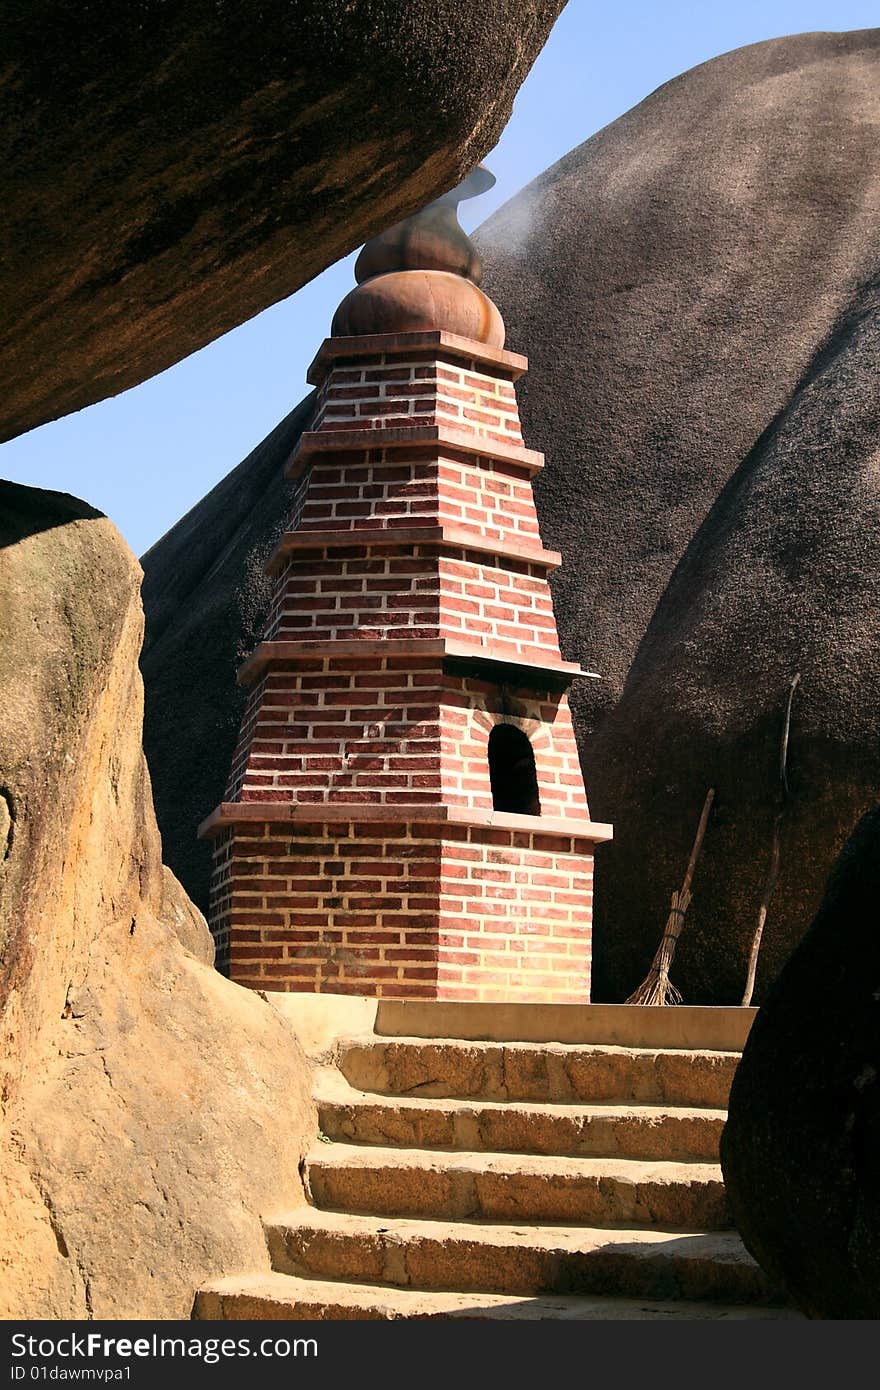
1, 0, 564, 442
582, 274, 880, 1002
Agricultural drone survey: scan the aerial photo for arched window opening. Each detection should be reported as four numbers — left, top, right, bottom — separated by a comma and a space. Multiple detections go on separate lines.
488, 724, 541, 816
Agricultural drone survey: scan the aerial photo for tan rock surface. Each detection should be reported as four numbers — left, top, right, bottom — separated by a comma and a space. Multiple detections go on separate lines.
314, 1069, 726, 1160
0, 480, 315, 1319
337, 1037, 739, 1108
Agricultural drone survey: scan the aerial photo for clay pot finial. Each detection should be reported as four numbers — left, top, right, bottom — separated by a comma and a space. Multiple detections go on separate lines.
332, 164, 505, 347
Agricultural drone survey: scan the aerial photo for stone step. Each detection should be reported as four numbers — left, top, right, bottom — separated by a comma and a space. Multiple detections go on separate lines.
338, 1037, 738, 1108
265, 1209, 782, 1305
304, 1143, 729, 1228
194, 1271, 797, 1320
316, 1075, 726, 1161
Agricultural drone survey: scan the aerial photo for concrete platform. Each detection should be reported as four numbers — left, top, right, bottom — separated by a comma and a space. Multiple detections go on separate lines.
266, 992, 757, 1059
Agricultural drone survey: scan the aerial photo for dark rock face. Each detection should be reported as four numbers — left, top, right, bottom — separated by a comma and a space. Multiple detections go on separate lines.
476, 28, 880, 1001
721, 809, 880, 1318
141, 395, 314, 914
0, 0, 564, 443
142, 31, 880, 1000
579, 278, 880, 1004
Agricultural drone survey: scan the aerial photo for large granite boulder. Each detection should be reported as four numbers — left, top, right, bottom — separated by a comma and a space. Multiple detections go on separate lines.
141, 30, 880, 1001
577, 272, 880, 1004
1, 0, 564, 443
721, 808, 880, 1318
477, 27, 880, 1000
0, 480, 315, 1318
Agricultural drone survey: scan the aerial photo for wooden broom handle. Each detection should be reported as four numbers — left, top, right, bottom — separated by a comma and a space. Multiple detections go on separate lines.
680, 788, 715, 901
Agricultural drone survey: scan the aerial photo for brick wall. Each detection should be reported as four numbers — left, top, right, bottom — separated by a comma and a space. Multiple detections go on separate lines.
225, 652, 443, 805
213, 819, 443, 996
440, 677, 589, 818
293, 446, 541, 548
224, 657, 588, 821
438, 824, 593, 1003
211, 817, 593, 1001
311, 351, 523, 448
210, 828, 235, 973
436, 553, 559, 655
264, 540, 560, 659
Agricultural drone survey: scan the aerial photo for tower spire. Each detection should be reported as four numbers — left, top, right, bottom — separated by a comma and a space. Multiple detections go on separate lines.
201, 165, 612, 1001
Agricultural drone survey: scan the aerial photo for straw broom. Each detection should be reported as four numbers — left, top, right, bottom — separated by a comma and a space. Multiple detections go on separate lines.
626, 787, 715, 1006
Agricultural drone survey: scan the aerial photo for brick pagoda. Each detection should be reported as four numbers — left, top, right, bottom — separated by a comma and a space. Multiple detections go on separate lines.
200, 165, 612, 1002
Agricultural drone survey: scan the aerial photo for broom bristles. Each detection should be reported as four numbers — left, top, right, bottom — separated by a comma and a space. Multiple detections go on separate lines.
624, 900, 688, 1006
625, 971, 683, 1007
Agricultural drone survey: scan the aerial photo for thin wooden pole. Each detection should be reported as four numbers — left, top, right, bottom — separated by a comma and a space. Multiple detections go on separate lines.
741, 673, 800, 1007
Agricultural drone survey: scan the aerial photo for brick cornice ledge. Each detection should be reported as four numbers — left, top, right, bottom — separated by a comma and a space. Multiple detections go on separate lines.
198, 799, 613, 843
285, 424, 544, 478
265, 524, 563, 577
306, 331, 529, 387
237, 636, 596, 687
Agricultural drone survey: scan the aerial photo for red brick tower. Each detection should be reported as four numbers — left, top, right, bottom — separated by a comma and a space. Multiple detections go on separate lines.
201, 166, 612, 1001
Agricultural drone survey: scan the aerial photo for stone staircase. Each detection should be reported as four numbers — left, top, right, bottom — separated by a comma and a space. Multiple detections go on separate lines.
195, 1004, 796, 1320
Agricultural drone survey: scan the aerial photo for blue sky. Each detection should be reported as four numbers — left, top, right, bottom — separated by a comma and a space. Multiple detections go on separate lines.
3, 0, 876, 558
